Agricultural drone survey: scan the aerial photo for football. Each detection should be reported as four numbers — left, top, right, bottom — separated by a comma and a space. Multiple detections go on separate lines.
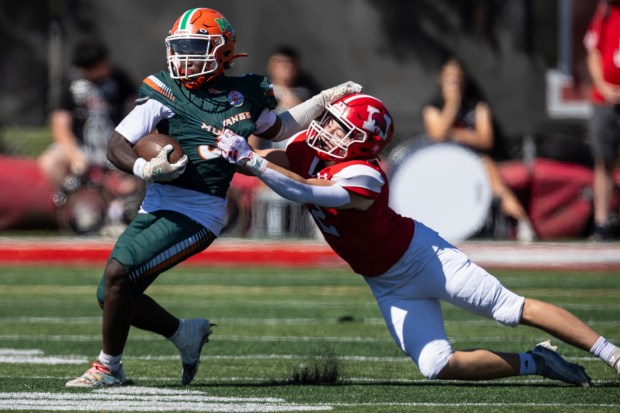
133, 133, 185, 163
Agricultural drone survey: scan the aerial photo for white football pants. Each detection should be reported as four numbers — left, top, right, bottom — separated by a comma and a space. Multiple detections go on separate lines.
364, 220, 525, 379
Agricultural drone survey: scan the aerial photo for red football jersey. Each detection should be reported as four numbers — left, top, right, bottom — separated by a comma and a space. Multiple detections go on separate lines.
286, 133, 415, 277
584, 2, 620, 103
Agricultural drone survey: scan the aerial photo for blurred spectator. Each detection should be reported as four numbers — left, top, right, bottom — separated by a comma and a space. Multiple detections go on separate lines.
422, 56, 535, 242
266, 45, 321, 113
584, 0, 620, 241
38, 39, 141, 232
249, 45, 321, 151
243, 45, 322, 237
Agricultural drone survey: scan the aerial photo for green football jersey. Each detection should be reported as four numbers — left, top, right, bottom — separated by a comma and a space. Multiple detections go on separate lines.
138, 71, 277, 198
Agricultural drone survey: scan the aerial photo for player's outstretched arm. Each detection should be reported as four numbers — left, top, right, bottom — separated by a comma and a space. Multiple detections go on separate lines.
261, 81, 362, 142
217, 129, 371, 209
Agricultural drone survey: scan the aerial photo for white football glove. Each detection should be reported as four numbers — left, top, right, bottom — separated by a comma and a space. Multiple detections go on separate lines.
217, 129, 267, 175
136, 144, 188, 181
217, 129, 253, 164
319, 81, 362, 105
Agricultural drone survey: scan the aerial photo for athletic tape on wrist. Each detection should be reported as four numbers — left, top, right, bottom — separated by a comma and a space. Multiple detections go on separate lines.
133, 158, 147, 179
242, 153, 268, 176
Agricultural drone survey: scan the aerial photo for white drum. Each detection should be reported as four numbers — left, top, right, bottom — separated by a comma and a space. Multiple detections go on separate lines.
388, 142, 492, 243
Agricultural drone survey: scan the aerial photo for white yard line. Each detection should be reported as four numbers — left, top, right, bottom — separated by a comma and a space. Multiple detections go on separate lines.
0, 387, 618, 412
0, 387, 332, 412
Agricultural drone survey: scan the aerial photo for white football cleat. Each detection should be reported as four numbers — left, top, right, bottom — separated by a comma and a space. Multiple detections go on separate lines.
173, 318, 213, 385
65, 361, 129, 388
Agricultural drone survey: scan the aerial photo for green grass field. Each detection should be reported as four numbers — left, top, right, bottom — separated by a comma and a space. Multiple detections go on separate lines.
0, 265, 618, 412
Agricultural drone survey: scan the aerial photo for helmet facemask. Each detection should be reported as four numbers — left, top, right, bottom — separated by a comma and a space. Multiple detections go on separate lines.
166, 33, 225, 88
306, 104, 368, 161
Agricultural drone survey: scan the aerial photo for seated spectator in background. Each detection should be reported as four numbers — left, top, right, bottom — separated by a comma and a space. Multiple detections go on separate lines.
243, 46, 323, 234
249, 45, 321, 151
584, 0, 620, 241
266, 45, 321, 113
38, 39, 140, 229
422, 56, 535, 242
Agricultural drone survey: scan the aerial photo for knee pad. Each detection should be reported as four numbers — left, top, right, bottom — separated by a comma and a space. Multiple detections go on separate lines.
416, 340, 453, 379
491, 289, 525, 327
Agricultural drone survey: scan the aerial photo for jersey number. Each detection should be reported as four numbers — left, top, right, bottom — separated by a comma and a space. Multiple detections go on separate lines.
309, 205, 339, 237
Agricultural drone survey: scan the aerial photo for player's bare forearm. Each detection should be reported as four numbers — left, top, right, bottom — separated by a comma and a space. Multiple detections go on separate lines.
255, 148, 290, 170
107, 132, 140, 174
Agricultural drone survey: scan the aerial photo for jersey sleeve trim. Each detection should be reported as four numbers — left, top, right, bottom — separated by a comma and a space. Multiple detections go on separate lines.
143, 75, 176, 102
332, 164, 384, 199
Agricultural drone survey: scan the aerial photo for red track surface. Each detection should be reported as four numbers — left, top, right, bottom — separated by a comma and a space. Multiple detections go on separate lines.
0, 237, 619, 271
0, 238, 346, 268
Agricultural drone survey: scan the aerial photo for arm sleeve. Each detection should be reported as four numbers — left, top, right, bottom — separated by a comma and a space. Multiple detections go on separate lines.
270, 94, 325, 142
115, 99, 175, 143
260, 167, 351, 207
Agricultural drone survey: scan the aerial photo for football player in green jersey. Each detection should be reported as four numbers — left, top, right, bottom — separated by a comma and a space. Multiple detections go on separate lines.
66, 7, 361, 388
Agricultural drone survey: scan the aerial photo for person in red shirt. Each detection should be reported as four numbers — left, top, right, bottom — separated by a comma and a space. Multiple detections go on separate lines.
218, 93, 620, 386
585, 0, 620, 240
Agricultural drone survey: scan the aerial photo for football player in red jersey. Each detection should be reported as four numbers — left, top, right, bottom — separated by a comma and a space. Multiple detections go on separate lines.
218, 93, 620, 385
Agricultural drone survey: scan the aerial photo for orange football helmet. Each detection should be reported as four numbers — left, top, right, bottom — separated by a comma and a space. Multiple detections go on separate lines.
165, 8, 245, 89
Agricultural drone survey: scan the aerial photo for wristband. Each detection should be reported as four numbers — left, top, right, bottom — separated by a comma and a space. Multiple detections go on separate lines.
241, 152, 268, 176
133, 158, 147, 179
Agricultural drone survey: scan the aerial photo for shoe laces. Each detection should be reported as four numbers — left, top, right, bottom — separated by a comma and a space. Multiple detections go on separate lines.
89, 362, 111, 374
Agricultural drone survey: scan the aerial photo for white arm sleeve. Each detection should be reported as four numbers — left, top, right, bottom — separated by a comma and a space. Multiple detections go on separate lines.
260, 167, 351, 207
268, 81, 363, 141
271, 95, 325, 142
115, 99, 175, 143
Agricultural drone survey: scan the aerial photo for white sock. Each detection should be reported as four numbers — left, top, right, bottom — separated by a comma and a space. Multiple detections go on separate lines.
168, 319, 185, 347
98, 351, 122, 372
518, 352, 538, 375
590, 336, 617, 363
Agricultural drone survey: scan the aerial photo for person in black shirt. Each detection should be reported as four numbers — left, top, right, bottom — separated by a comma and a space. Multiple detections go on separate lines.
422, 57, 535, 242
39, 39, 137, 187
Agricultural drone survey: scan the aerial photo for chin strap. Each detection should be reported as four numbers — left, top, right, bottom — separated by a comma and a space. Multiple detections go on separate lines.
182, 54, 249, 89
229, 53, 248, 62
